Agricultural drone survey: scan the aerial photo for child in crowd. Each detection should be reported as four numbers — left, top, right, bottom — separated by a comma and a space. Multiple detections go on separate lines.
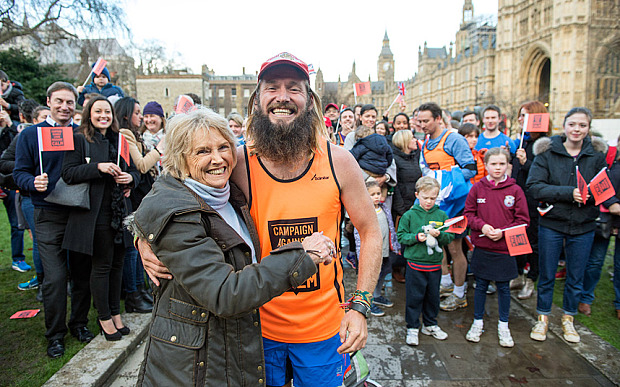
397, 176, 454, 345
463, 147, 529, 347
350, 125, 393, 197
77, 63, 124, 106
354, 178, 400, 316
459, 123, 486, 184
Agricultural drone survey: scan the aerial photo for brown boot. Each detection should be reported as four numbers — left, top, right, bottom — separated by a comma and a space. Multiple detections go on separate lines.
578, 302, 591, 316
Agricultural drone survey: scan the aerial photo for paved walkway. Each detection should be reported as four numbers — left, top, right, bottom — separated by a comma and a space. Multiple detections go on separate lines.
46, 268, 619, 387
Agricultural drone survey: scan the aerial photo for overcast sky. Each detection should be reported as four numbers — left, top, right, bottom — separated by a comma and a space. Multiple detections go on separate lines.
123, 0, 498, 82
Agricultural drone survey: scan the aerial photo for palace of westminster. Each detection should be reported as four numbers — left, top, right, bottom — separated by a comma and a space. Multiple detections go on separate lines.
8, 0, 619, 130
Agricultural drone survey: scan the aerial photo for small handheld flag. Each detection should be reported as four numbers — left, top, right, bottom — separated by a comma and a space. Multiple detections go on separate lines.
576, 166, 588, 203
10, 309, 41, 319
437, 216, 468, 233
308, 64, 316, 76
398, 82, 406, 96
92, 58, 108, 76
504, 224, 532, 256
589, 167, 616, 205
118, 134, 130, 166
175, 95, 195, 114
524, 113, 549, 133
37, 127, 75, 174
354, 82, 371, 96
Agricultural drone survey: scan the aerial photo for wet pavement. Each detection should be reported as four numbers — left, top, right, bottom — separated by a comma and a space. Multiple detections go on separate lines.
50, 267, 619, 386
352, 268, 617, 386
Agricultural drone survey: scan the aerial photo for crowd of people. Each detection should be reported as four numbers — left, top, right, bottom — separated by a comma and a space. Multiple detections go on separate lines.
1, 50, 619, 386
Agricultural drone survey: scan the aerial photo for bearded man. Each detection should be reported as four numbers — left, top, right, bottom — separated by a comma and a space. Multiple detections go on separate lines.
141, 53, 381, 387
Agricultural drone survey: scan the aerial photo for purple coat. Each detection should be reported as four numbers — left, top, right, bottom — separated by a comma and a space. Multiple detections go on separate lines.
464, 176, 530, 254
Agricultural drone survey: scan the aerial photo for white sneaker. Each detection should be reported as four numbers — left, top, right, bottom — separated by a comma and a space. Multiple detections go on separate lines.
421, 324, 448, 340
466, 323, 483, 342
561, 315, 580, 343
406, 328, 419, 346
498, 326, 514, 347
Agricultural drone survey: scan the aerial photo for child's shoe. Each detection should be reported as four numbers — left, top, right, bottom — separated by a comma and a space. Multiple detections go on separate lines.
498, 325, 514, 347
373, 295, 393, 308
370, 304, 385, 317
561, 315, 580, 343
510, 275, 525, 290
530, 314, 548, 341
465, 323, 483, 342
440, 293, 467, 311
421, 325, 448, 340
345, 252, 357, 269
406, 328, 419, 346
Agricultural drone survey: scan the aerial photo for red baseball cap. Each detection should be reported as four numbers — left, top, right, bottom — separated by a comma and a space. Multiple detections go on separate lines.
258, 52, 309, 81
325, 103, 339, 112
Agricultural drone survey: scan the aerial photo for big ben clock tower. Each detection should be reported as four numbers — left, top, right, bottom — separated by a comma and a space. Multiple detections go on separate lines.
377, 30, 395, 83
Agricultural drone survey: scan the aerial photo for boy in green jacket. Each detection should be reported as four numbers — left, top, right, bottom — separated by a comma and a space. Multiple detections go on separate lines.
397, 176, 454, 346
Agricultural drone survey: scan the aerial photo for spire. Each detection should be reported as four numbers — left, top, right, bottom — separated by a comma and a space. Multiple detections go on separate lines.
462, 0, 474, 25
381, 31, 393, 56
23, 13, 29, 28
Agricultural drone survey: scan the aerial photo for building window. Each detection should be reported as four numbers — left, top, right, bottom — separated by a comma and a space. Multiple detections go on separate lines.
219, 89, 225, 98
437, 78, 442, 89
231, 88, 237, 96
244, 89, 250, 98
165, 88, 169, 97
219, 107, 225, 116
451, 74, 455, 86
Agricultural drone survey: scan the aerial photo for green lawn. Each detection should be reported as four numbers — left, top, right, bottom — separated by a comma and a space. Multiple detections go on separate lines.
552, 239, 620, 349
0, 204, 98, 387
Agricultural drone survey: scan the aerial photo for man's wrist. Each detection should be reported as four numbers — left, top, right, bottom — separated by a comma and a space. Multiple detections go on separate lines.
349, 301, 369, 318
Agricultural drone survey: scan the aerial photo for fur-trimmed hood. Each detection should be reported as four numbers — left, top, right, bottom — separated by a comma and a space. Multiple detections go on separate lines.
533, 135, 608, 156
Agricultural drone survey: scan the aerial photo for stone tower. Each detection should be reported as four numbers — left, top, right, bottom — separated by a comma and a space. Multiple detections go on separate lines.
377, 31, 395, 83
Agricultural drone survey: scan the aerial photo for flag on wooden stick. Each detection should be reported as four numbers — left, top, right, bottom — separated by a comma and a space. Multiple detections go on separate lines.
354, 82, 371, 96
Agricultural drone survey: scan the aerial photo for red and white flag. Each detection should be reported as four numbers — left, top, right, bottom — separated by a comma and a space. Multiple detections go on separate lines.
308, 64, 316, 75
398, 82, 406, 96
589, 167, 616, 205
118, 134, 130, 166
524, 113, 549, 133
37, 127, 74, 152
175, 95, 195, 114
504, 224, 532, 256
440, 216, 468, 234
92, 58, 108, 76
354, 82, 371, 96
576, 166, 588, 202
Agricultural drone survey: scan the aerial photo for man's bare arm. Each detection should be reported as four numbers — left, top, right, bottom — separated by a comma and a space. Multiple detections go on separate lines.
330, 144, 382, 354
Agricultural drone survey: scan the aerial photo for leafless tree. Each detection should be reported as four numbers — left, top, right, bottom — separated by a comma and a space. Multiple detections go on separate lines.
0, 0, 129, 45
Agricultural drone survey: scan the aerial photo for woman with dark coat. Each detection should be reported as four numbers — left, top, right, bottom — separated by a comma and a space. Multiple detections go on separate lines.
62, 95, 140, 340
390, 129, 422, 223
526, 107, 608, 344
129, 108, 333, 386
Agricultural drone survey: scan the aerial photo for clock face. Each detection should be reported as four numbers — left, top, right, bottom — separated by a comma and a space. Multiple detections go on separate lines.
383, 62, 391, 71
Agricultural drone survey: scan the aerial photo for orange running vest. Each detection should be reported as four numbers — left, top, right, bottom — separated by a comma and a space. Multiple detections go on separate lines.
245, 143, 345, 343
423, 130, 457, 171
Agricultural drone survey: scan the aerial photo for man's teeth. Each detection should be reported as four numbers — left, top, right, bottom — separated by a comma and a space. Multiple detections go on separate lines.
272, 108, 292, 115
208, 168, 225, 175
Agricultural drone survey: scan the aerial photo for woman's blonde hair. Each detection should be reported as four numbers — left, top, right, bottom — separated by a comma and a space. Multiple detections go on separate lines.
392, 129, 414, 153
161, 108, 237, 180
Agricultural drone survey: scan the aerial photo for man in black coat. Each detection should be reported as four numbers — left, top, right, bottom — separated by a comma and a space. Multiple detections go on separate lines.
0, 70, 25, 123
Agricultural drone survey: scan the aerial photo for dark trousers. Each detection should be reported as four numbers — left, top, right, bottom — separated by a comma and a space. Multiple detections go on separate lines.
35, 208, 92, 341
405, 265, 440, 329
516, 209, 540, 281
91, 227, 125, 320
474, 278, 510, 322
4, 189, 25, 262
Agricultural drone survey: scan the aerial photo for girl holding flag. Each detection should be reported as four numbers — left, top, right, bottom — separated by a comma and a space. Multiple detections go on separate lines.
463, 147, 529, 347
61, 95, 140, 341
526, 107, 608, 343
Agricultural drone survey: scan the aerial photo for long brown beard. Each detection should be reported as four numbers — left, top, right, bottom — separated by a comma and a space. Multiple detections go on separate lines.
251, 103, 315, 165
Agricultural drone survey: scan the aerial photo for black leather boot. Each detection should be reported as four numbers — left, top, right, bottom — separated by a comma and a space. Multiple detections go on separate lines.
137, 284, 154, 304
124, 291, 152, 313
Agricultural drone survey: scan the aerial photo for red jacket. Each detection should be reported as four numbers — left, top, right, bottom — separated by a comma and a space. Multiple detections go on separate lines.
464, 176, 530, 254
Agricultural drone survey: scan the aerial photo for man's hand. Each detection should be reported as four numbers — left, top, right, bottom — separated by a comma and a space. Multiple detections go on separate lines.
608, 203, 620, 216
34, 173, 48, 192
337, 310, 368, 354
137, 238, 171, 286
515, 148, 527, 166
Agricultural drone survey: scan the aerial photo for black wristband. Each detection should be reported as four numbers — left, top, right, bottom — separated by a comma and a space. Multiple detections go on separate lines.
349, 301, 370, 319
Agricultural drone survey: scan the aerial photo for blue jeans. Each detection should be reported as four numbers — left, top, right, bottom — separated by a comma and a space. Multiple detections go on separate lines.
581, 235, 620, 309
20, 196, 42, 274
3, 189, 25, 262
122, 247, 138, 293
474, 278, 511, 322
537, 226, 594, 316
